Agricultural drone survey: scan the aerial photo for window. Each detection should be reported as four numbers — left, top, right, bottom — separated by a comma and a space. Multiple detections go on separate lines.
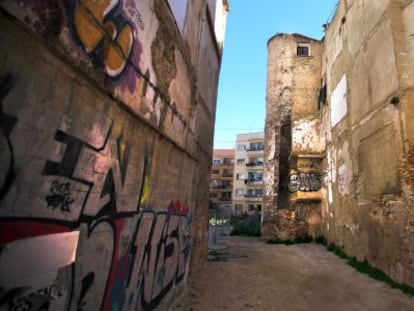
237, 159, 245, 165
212, 169, 220, 174
237, 144, 246, 151
223, 158, 234, 166
235, 204, 242, 213
248, 172, 262, 182
247, 142, 264, 151
236, 173, 245, 180
248, 204, 255, 211
297, 43, 310, 56
213, 159, 221, 165
235, 189, 244, 196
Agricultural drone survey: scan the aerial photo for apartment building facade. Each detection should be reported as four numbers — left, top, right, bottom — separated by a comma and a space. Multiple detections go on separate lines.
210, 149, 235, 208
263, 0, 414, 288
232, 132, 264, 215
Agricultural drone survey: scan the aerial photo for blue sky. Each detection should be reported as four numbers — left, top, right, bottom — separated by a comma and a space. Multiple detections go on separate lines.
214, 1, 338, 149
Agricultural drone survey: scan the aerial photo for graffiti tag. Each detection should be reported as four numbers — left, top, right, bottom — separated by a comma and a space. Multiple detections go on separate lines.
46, 181, 74, 212
288, 172, 322, 192
0, 73, 17, 201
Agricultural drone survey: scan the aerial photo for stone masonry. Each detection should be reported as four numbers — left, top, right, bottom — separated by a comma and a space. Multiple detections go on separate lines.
263, 0, 414, 288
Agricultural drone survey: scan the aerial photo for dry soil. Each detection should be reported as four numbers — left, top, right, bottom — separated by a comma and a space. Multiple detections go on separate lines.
174, 235, 414, 311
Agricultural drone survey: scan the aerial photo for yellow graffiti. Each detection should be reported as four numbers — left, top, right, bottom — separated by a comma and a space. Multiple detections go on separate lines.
140, 174, 150, 207
74, 0, 134, 77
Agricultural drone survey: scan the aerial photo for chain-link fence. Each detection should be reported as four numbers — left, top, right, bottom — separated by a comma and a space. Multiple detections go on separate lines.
208, 205, 232, 247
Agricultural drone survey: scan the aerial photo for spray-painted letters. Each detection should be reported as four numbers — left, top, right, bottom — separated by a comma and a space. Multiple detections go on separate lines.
288, 172, 322, 193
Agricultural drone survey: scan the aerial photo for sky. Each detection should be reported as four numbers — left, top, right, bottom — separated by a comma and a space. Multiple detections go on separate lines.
213, 1, 338, 149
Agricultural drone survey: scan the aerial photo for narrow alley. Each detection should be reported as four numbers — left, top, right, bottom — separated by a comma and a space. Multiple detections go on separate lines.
176, 234, 414, 311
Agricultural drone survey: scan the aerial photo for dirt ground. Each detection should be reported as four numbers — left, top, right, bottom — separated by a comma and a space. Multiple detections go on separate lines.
173, 234, 414, 311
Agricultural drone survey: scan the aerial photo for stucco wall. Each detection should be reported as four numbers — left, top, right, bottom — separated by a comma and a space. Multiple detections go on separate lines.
0, 0, 225, 309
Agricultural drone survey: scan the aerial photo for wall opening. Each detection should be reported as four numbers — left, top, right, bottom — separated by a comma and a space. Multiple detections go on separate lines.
278, 122, 292, 209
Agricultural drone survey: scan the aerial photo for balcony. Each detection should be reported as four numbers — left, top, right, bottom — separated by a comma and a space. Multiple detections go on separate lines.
246, 146, 264, 152
246, 161, 263, 167
219, 197, 232, 202
244, 192, 262, 201
244, 180, 262, 187
244, 193, 262, 198
211, 185, 233, 190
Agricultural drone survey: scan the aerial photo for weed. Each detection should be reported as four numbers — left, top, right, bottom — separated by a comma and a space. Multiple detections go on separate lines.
316, 235, 414, 297
315, 235, 328, 246
267, 235, 313, 245
229, 214, 261, 237
230, 224, 261, 237
294, 235, 313, 244
208, 249, 220, 256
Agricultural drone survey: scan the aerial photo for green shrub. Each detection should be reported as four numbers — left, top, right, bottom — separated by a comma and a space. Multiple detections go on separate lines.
229, 214, 261, 237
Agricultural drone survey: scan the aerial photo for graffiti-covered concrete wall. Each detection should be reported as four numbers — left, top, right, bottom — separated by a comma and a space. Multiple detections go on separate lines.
0, 0, 228, 309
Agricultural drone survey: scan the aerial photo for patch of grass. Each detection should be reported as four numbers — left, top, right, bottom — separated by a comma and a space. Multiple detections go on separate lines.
267, 235, 313, 245
295, 235, 313, 244
326, 242, 347, 259
315, 235, 328, 246
347, 257, 393, 283
267, 239, 294, 245
230, 223, 261, 237
207, 249, 221, 261
229, 213, 261, 237
317, 235, 414, 297
208, 249, 220, 256
391, 283, 414, 296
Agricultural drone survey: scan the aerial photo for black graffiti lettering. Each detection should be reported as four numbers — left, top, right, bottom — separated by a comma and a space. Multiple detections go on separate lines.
0, 73, 18, 201
288, 172, 322, 193
298, 162, 316, 169
37, 284, 64, 300
42, 130, 85, 178
0, 287, 49, 311
45, 181, 74, 212
77, 272, 95, 310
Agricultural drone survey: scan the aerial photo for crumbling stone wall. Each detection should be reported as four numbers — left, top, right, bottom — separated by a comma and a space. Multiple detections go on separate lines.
319, 0, 414, 287
0, 0, 226, 309
264, 0, 414, 288
262, 34, 323, 239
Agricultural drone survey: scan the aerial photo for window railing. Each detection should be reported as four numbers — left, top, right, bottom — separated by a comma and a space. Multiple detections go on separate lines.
246, 161, 263, 167
212, 185, 232, 190
244, 193, 262, 198
246, 146, 264, 152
